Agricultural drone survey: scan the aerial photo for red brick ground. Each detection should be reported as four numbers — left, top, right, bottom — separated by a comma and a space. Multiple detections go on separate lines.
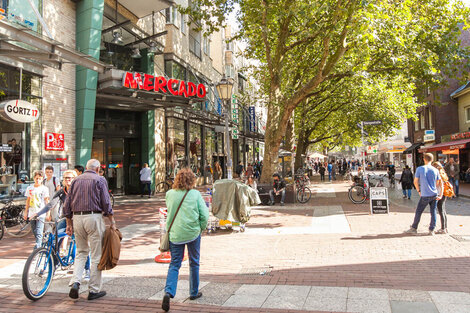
0, 288, 336, 313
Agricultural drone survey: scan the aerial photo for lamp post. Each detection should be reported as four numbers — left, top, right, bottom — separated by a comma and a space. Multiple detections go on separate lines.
216, 76, 234, 179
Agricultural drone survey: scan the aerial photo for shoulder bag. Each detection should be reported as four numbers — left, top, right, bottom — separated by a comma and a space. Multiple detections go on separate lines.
159, 190, 189, 252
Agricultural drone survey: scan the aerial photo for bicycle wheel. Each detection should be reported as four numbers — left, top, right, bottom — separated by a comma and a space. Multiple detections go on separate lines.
155, 182, 170, 193
5, 213, 31, 238
22, 247, 54, 300
348, 186, 367, 204
297, 186, 312, 203
57, 235, 76, 267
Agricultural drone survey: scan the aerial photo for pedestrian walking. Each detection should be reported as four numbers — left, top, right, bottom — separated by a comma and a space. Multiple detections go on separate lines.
399, 165, 414, 199
213, 161, 222, 181
235, 161, 244, 178
327, 162, 333, 181
433, 161, 452, 234
332, 162, 338, 181
319, 164, 326, 182
444, 157, 459, 197
64, 159, 116, 301
245, 163, 254, 178
23, 170, 50, 249
44, 166, 60, 219
140, 163, 152, 198
162, 168, 209, 312
405, 153, 443, 235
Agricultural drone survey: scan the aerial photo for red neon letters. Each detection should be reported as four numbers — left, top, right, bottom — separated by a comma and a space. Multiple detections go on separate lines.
123, 71, 206, 98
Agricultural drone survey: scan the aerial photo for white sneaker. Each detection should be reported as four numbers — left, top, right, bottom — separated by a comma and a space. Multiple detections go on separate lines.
428, 230, 435, 236
404, 227, 417, 235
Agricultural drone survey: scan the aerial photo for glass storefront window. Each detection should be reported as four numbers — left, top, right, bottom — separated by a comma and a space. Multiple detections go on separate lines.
247, 140, 254, 164
0, 64, 42, 199
167, 118, 186, 177
216, 133, 224, 154
189, 123, 202, 177
204, 128, 215, 181
1, 0, 41, 32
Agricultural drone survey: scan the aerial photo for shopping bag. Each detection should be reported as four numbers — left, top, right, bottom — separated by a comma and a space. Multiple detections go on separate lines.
159, 232, 170, 252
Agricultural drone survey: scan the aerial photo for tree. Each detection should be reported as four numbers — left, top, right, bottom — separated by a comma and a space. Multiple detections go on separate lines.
182, 0, 470, 182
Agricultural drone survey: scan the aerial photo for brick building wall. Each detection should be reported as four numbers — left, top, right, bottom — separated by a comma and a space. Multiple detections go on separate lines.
33, 0, 77, 170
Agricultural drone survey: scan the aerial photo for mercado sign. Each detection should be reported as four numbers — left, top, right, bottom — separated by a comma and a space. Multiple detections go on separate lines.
122, 71, 206, 98
0, 99, 40, 123
231, 94, 239, 139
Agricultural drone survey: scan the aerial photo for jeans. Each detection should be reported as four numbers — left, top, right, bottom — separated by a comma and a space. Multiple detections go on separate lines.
328, 171, 332, 181
402, 189, 411, 198
320, 173, 325, 181
141, 181, 151, 196
449, 177, 459, 196
165, 235, 201, 298
437, 196, 447, 230
269, 189, 286, 204
411, 196, 438, 231
31, 218, 45, 249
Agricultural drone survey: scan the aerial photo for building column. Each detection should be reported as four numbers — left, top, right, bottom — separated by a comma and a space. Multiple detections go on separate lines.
75, 0, 104, 166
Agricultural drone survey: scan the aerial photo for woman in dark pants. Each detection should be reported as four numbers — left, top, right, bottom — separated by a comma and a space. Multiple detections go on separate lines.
432, 162, 449, 234
399, 165, 414, 199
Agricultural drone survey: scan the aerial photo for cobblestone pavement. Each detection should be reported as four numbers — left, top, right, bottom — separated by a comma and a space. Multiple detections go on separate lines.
2, 177, 470, 312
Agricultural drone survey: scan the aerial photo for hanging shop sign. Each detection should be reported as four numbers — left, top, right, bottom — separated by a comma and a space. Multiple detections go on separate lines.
424, 130, 435, 142
122, 72, 206, 98
231, 94, 239, 139
45, 132, 65, 151
370, 187, 389, 214
249, 106, 256, 132
0, 144, 12, 152
0, 99, 40, 123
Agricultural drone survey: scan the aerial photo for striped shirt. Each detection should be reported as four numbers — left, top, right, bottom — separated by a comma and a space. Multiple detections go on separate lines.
63, 170, 113, 218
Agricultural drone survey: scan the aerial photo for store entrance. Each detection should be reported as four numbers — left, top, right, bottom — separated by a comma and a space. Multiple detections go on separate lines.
91, 109, 142, 195
92, 137, 141, 195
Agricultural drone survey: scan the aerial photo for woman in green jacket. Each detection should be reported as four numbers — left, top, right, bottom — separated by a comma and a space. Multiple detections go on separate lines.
162, 168, 209, 312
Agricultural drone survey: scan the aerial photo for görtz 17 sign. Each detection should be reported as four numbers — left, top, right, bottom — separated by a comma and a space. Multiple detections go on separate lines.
45, 132, 65, 151
122, 72, 206, 98
0, 99, 40, 123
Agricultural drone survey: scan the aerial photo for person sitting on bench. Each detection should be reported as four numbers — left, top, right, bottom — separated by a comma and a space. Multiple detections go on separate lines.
269, 173, 286, 206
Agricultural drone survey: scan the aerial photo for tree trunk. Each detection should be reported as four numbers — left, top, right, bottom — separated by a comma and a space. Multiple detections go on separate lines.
294, 128, 307, 169
284, 115, 295, 152
260, 104, 283, 183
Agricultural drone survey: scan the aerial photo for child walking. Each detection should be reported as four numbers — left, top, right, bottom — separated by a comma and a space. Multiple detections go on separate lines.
24, 170, 50, 249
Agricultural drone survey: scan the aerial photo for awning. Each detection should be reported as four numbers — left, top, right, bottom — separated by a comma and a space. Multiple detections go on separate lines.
403, 143, 423, 154
419, 139, 470, 153
387, 148, 405, 153
0, 19, 108, 75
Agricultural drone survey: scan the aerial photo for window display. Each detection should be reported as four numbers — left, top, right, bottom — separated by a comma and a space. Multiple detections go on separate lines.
167, 118, 186, 177
189, 123, 202, 177
204, 128, 215, 182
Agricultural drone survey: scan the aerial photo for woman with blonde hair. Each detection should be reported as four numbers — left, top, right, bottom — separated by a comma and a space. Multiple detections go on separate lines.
162, 168, 209, 312
213, 161, 223, 181
432, 161, 449, 234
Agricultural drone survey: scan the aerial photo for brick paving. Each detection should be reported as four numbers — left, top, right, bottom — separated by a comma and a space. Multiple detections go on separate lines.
2, 178, 470, 311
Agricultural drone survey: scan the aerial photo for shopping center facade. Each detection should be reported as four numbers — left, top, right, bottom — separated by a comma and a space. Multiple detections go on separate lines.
0, 0, 265, 197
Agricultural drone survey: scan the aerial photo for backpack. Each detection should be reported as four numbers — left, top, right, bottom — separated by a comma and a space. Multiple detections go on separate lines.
52, 176, 57, 189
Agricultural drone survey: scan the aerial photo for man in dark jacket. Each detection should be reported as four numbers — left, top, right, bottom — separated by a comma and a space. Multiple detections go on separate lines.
269, 173, 286, 206
399, 165, 414, 199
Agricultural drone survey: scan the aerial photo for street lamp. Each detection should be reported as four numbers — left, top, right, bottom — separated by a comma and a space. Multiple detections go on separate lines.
216, 75, 234, 179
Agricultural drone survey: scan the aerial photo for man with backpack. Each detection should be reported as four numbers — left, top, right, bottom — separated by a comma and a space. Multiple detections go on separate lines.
44, 166, 60, 220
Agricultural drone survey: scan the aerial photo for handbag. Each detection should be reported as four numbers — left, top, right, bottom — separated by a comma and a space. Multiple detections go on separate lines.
159, 190, 189, 252
443, 181, 455, 198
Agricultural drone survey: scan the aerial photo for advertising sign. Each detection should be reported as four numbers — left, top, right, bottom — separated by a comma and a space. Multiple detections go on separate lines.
231, 94, 239, 139
0, 99, 40, 123
424, 130, 435, 142
45, 132, 65, 151
370, 187, 389, 214
249, 106, 256, 132
0, 144, 12, 152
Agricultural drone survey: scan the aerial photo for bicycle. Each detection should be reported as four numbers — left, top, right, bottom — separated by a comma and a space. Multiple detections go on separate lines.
295, 174, 312, 203
0, 199, 31, 237
22, 218, 76, 300
348, 173, 387, 204
155, 175, 174, 193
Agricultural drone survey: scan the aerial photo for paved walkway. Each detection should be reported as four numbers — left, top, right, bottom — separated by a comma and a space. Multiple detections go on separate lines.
2, 179, 470, 312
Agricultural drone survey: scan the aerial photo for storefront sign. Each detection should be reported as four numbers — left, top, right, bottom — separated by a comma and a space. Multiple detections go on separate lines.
249, 106, 256, 132
451, 131, 470, 141
366, 145, 378, 154
122, 72, 206, 98
0, 144, 12, 152
231, 95, 239, 139
424, 130, 435, 142
0, 99, 40, 123
45, 132, 65, 151
370, 187, 389, 214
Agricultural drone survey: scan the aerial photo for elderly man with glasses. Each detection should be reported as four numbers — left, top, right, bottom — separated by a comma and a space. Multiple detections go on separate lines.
64, 159, 116, 301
